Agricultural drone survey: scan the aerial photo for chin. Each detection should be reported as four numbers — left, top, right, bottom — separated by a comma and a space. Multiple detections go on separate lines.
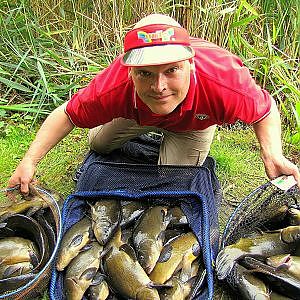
149, 104, 178, 115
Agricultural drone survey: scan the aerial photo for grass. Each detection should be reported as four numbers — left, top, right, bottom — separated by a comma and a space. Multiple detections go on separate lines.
0, 124, 88, 197
0, 123, 269, 200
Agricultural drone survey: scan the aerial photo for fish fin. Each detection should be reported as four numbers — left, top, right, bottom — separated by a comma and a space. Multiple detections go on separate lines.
3, 265, 22, 278
80, 267, 98, 281
88, 227, 94, 240
180, 254, 193, 282
80, 243, 93, 252
70, 234, 84, 248
215, 247, 245, 280
90, 272, 107, 286
102, 245, 113, 260
149, 282, 173, 289
29, 251, 40, 268
119, 244, 137, 261
275, 263, 291, 271
187, 269, 207, 300
26, 206, 41, 217
0, 222, 7, 228
192, 242, 201, 257
157, 230, 165, 243
157, 244, 173, 263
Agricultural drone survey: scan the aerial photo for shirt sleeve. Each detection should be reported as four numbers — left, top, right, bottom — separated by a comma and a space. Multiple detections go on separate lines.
65, 77, 100, 128
65, 56, 134, 128
198, 52, 272, 125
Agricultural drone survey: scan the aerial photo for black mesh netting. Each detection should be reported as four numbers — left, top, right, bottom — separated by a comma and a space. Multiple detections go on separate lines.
50, 134, 223, 300
0, 187, 62, 300
218, 179, 300, 299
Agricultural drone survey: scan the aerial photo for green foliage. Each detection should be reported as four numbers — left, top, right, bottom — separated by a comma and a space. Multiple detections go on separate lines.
0, 121, 88, 196
0, 0, 299, 147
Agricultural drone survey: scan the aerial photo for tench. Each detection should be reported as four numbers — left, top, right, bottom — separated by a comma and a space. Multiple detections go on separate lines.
103, 227, 160, 300
287, 207, 300, 226
56, 217, 93, 271
0, 196, 48, 222
0, 261, 33, 279
0, 237, 39, 266
64, 242, 103, 300
242, 256, 300, 299
149, 231, 200, 284
90, 199, 120, 245
216, 225, 300, 280
231, 263, 270, 300
0, 214, 49, 273
168, 207, 188, 228
0, 273, 36, 294
87, 273, 110, 300
266, 254, 300, 280
160, 276, 194, 300
133, 206, 171, 274
120, 200, 147, 228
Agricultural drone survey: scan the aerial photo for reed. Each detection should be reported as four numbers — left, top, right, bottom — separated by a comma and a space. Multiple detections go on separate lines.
0, 0, 299, 148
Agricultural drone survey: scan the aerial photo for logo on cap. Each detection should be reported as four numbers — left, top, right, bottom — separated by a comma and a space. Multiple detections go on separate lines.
137, 28, 175, 43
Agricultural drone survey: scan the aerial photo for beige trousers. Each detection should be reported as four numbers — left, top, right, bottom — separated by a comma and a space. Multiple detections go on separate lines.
88, 118, 216, 166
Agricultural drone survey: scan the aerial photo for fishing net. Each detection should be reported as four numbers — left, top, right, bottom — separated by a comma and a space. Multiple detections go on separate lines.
218, 179, 300, 298
50, 134, 223, 300
0, 186, 62, 300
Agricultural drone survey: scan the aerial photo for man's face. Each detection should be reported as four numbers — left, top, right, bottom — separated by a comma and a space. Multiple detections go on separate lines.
130, 60, 191, 115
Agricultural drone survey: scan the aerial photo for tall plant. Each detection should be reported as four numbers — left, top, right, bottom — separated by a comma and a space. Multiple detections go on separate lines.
0, 0, 299, 150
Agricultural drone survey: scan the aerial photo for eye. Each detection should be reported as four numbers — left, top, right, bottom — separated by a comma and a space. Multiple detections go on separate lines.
136, 70, 152, 78
166, 66, 179, 74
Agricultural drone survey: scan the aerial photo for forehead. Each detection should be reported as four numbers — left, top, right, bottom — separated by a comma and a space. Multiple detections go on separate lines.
131, 60, 189, 72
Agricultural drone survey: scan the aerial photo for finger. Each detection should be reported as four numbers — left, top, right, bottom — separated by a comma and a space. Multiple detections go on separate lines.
20, 181, 30, 195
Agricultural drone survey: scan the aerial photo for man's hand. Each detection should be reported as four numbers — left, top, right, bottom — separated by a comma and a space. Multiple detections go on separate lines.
8, 158, 37, 194
252, 96, 300, 189
262, 154, 300, 189
7, 102, 74, 195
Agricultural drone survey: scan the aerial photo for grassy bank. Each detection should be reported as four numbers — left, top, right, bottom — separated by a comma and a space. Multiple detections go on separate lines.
1, 124, 268, 200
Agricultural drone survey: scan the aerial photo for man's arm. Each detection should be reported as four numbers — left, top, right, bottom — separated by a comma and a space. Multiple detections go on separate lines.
253, 97, 300, 188
8, 102, 75, 194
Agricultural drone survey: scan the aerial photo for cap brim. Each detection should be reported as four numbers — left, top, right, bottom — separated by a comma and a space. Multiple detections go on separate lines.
121, 44, 195, 67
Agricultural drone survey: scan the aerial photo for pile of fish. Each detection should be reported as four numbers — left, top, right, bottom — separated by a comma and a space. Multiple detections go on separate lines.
0, 186, 58, 295
216, 205, 300, 299
56, 199, 204, 300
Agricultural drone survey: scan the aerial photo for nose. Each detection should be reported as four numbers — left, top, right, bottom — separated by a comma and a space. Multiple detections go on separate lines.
150, 73, 167, 93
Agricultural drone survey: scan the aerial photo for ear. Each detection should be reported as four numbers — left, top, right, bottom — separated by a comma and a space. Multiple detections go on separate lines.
189, 59, 195, 72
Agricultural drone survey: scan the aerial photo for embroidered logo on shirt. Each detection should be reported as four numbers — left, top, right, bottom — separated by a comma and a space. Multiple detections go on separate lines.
195, 114, 209, 120
137, 28, 175, 43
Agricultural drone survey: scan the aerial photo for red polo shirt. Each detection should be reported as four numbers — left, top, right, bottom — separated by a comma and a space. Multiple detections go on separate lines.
66, 38, 271, 132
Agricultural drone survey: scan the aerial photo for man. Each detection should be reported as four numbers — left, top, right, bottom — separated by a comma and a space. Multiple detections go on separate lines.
8, 14, 300, 194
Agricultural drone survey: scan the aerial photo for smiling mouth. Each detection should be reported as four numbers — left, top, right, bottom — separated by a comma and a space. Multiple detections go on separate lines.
151, 94, 172, 100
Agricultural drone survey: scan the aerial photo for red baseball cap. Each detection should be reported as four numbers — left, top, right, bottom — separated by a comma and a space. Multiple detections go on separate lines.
121, 14, 195, 67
